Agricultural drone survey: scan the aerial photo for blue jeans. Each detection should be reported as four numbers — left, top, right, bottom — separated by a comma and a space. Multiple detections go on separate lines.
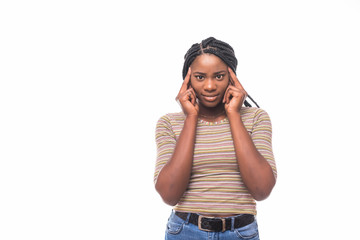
165, 211, 260, 240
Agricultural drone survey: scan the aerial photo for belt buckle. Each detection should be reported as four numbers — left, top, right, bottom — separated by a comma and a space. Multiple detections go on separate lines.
198, 216, 226, 232
221, 218, 226, 232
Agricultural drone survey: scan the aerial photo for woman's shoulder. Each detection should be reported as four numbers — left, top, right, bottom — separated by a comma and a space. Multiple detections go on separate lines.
240, 107, 271, 123
157, 112, 186, 125
241, 107, 268, 116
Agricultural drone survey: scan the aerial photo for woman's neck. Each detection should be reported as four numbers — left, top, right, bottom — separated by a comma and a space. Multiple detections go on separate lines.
198, 104, 227, 122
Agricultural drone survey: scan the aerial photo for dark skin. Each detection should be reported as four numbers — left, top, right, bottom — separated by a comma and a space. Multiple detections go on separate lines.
155, 54, 276, 217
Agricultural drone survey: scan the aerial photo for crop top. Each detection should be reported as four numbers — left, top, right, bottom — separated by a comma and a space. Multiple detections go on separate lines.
154, 107, 277, 216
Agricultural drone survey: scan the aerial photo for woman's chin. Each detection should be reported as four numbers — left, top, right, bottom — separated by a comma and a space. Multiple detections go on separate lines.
199, 100, 224, 109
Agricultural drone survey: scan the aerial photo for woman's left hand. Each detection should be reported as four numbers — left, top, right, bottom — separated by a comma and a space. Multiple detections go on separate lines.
223, 67, 247, 115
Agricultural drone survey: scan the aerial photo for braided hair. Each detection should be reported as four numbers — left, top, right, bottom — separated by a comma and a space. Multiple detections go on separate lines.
182, 37, 259, 108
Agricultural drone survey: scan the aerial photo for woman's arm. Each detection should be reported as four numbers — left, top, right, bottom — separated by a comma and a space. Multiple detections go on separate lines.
155, 68, 199, 206
227, 112, 276, 201
155, 115, 197, 206
224, 68, 276, 201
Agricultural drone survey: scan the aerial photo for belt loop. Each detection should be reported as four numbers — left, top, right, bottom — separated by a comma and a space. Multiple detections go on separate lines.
185, 212, 191, 224
231, 217, 235, 231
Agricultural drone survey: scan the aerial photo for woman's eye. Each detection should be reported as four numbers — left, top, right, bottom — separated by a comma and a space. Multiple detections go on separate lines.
216, 74, 224, 80
195, 75, 204, 80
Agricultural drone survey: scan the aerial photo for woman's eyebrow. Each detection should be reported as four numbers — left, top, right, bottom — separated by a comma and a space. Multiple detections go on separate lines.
214, 70, 227, 74
193, 71, 206, 75
193, 70, 227, 75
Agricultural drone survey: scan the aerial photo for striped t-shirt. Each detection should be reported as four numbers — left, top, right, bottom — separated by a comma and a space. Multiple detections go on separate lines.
154, 107, 277, 216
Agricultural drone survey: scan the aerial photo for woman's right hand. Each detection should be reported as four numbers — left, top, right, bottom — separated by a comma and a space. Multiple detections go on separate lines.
175, 68, 199, 117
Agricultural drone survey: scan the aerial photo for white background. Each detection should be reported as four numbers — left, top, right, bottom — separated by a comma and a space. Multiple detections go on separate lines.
1, 0, 360, 239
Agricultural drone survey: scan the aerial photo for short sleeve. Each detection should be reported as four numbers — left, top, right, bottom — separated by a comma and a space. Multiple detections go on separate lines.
251, 109, 277, 179
154, 114, 177, 184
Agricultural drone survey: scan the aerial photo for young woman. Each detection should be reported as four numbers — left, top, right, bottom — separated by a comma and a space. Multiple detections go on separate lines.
154, 37, 277, 239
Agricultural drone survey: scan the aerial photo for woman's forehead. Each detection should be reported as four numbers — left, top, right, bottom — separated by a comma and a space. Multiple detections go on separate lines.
191, 54, 227, 71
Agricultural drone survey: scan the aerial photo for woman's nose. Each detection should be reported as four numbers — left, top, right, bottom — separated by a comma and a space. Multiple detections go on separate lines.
204, 79, 216, 91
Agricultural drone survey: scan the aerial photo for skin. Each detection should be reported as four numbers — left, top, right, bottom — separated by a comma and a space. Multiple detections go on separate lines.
155, 54, 276, 217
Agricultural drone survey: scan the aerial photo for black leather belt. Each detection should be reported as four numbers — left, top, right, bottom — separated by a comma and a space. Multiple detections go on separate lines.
175, 211, 254, 232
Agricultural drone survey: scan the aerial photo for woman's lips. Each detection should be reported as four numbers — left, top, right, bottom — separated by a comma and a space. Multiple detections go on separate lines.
202, 94, 219, 102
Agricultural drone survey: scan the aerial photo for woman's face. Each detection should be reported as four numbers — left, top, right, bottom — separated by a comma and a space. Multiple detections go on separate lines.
190, 54, 230, 108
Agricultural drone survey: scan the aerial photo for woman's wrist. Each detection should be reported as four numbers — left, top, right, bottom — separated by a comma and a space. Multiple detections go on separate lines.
226, 110, 242, 121
185, 113, 198, 122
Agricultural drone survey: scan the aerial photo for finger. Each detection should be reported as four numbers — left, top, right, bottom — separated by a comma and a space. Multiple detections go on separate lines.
228, 70, 235, 86
181, 67, 192, 92
228, 67, 245, 90
188, 88, 197, 105
223, 86, 229, 103
181, 88, 195, 102
225, 90, 230, 105
226, 87, 246, 104
176, 67, 191, 101
226, 88, 238, 105
223, 86, 233, 104
229, 76, 235, 86
228, 87, 246, 99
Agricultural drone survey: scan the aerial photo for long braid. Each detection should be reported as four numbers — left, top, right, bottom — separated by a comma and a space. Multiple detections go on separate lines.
182, 37, 259, 108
